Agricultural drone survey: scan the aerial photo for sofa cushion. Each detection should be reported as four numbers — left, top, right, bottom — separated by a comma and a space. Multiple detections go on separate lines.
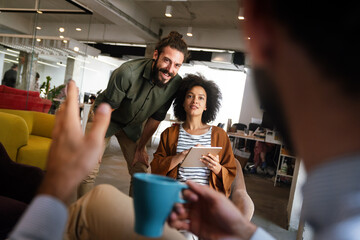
0, 85, 52, 113
0, 109, 55, 137
0, 112, 29, 161
0, 109, 34, 133
17, 135, 52, 170
0, 85, 39, 97
32, 111, 55, 138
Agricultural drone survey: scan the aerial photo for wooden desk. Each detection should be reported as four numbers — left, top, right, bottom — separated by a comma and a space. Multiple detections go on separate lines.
229, 130, 301, 230
228, 130, 297, 186
228, 131, 266, 143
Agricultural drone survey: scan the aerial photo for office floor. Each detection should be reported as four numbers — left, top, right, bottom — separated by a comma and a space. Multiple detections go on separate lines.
95, 136, 297, 240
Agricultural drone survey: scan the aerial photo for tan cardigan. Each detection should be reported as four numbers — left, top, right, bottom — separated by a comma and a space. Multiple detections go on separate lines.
151, 124, 236, 197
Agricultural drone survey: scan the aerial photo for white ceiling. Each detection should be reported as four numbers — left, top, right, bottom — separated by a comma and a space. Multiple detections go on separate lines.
0, 0, 246, 52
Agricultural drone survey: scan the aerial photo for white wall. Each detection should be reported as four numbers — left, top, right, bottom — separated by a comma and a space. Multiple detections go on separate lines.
238, 69, 263, 126
80, 55, 126, 96
37, 63, 66, 89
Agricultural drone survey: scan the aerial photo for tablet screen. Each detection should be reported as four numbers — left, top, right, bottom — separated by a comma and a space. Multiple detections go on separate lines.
181, 147, 222, 167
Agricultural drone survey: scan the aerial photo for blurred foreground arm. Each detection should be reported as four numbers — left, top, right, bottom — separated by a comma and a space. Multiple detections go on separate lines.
168, 181, 274, 240
9, 81, 111, 240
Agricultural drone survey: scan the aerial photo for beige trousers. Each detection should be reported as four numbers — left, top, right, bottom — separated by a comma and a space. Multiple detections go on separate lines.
67, 184, 185, 240
77, 123, 148, 198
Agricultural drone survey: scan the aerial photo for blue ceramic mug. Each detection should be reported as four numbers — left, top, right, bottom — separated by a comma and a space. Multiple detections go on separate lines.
133, 173, 188, 238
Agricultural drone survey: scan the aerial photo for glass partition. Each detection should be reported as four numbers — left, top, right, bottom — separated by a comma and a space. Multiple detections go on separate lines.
0, 0, 94, 113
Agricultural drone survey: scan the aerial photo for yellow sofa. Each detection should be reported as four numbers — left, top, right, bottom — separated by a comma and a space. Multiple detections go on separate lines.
0, 109, 55, 170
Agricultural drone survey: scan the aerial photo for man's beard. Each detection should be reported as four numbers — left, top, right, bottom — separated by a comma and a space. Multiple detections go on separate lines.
253, 68, 295, 154
151, 57, 174, 88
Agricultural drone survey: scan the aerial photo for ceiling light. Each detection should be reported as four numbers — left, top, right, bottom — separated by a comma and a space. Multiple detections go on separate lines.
57, 62, 67, 67
165, 5, 172, 17
6, 49, 20, 54
76, 28, 82, 31
63, 40, 68, 43
36, 38, 41, 42
36, 26, 42, 30
187, 27, 193, 37
0, 50, 18, 57
37, 10, 43, 14
247, 37, 251, 40
38, 60, 59, 68
59, 35, 64, 39
74, 46, 79, 52
59, 27, 65, 32
4, 58, 18, 64
238, 8, 244, 20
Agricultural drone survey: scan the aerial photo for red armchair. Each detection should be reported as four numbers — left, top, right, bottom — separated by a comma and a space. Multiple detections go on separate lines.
0, 85, 52, 113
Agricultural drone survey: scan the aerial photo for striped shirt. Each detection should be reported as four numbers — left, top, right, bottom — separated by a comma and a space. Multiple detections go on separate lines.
176, 125, 212, 185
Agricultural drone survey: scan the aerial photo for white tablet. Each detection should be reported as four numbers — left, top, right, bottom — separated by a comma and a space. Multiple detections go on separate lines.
181, 147, 222, 168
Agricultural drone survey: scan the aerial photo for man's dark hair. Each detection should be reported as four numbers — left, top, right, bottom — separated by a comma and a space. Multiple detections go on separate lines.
36, 72, 40, 79
258, 0, 360, 96
155, 31, 188, 60
11, 64, 18, 69
173, 74, 221, 124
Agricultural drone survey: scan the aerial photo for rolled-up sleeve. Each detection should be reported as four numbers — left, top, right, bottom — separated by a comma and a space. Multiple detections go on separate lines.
9, 195, 68, 240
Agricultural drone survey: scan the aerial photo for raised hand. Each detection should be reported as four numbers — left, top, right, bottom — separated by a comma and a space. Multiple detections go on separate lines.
39, 80, 111, 204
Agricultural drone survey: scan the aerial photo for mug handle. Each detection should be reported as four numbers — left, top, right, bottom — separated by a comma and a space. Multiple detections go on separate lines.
176, 184, 189, 204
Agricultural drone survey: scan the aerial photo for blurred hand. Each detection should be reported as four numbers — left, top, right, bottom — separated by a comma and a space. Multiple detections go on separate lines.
168, 181, 257, 240
39, 80, 111, 204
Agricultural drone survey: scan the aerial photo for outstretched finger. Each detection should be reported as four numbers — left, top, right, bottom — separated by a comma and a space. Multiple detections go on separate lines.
65, 80, 80, 123
52, 103, 66, 139
86, 103, 111, 144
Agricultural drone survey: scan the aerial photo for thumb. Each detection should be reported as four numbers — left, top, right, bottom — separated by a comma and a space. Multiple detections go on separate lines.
86, 103, 111, 142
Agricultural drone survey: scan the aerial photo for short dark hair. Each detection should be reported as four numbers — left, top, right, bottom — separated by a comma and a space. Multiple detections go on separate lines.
36, 72, 40, 79
155, 31, 188, 61
11, 64, 18, 69
258, 0, 360, 96
173, 74, 221, 124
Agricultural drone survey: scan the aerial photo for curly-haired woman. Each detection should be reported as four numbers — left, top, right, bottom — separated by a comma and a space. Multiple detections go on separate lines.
151, 74, 248, 200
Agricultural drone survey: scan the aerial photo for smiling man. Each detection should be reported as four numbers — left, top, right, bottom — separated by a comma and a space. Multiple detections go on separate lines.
79, 31, 188, 197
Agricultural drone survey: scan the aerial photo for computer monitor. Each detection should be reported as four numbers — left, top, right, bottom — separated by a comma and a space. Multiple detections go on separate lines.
261, 111, 275, 130
83, 92, 91, 104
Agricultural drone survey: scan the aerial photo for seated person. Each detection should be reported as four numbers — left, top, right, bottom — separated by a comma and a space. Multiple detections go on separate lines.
252, 141, 275, 173
151, 74, 236, 197
151, 74, 252, 207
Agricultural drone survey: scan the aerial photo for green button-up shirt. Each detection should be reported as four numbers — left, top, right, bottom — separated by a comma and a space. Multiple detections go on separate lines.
94, 58, 182, 142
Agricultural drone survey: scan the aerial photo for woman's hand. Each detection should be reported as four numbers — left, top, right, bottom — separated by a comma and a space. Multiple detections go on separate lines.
173, 149, 190, 165
201, 153, 222, 176
168, 149, 190, 171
